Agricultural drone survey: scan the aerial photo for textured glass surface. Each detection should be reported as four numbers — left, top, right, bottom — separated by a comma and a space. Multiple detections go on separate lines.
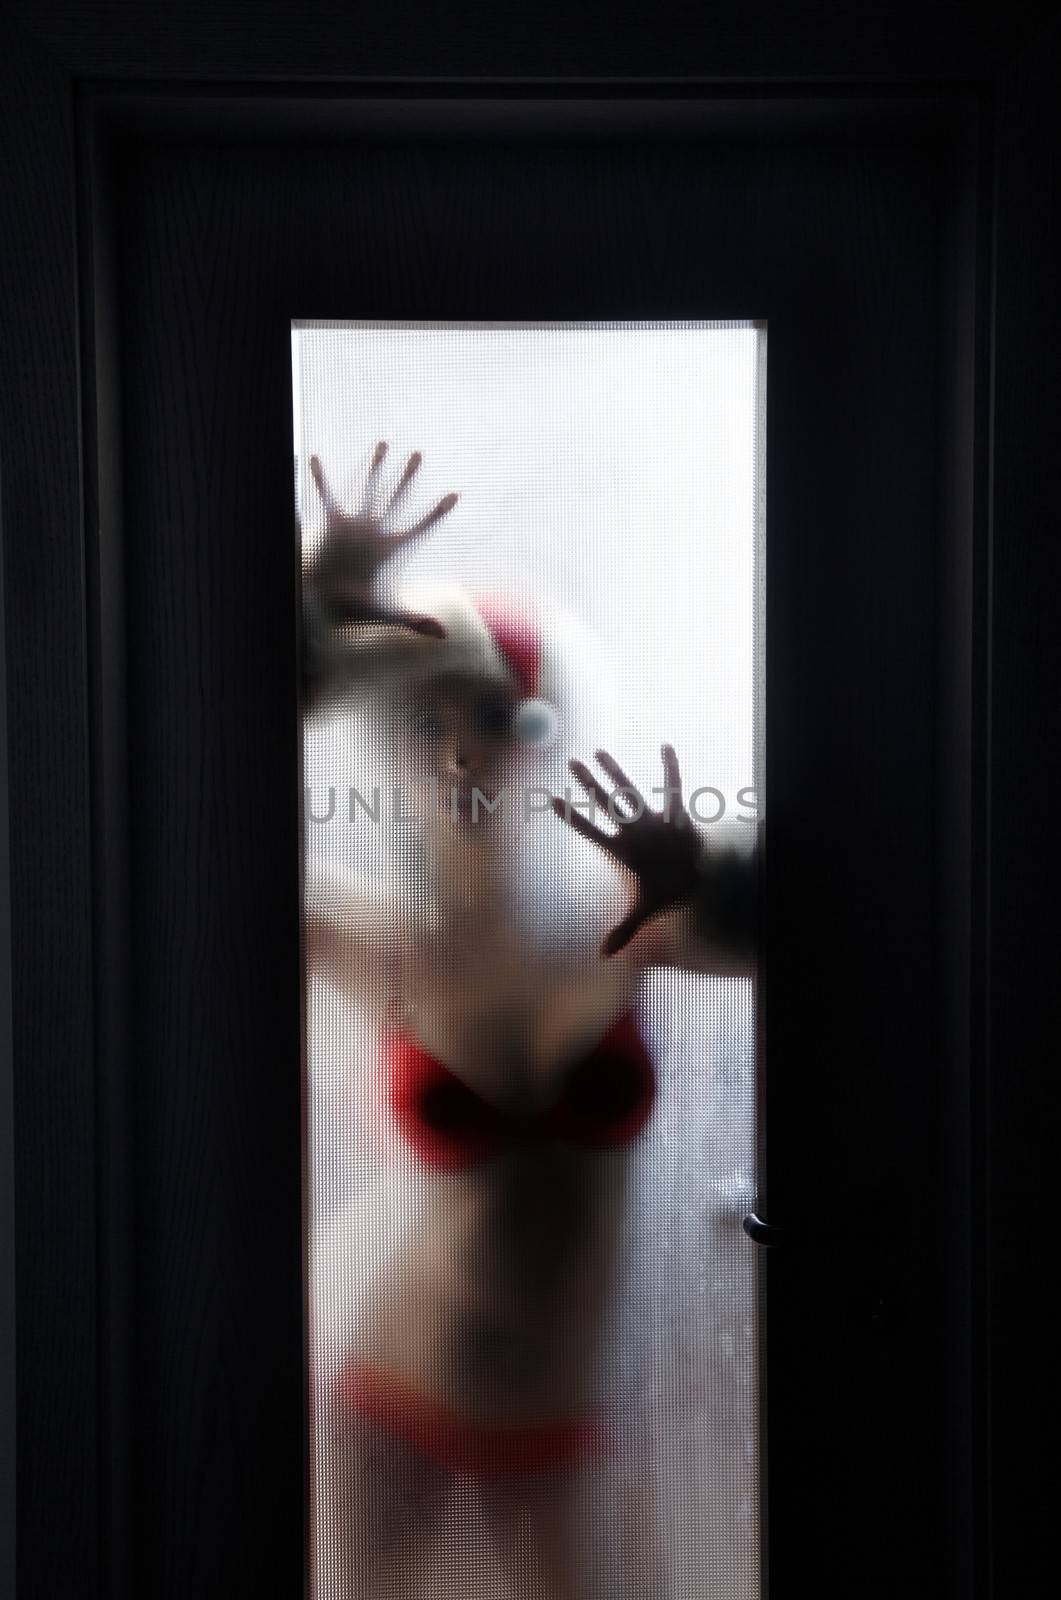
295, 323, 763, 1600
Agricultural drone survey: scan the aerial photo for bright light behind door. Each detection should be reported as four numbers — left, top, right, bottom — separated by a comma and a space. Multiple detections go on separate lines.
295, 321, 763, 1600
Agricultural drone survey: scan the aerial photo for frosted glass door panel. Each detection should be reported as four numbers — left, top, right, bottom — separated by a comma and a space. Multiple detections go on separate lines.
295, 322, 763, 1600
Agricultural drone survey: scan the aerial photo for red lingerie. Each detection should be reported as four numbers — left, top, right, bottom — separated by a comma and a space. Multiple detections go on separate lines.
386, 1009, 657, 1169
340, 1362, 608, 1475
339, 1012, 656, 1472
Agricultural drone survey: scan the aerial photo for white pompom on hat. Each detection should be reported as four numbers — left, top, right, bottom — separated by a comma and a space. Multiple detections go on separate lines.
397, 581, 561, 747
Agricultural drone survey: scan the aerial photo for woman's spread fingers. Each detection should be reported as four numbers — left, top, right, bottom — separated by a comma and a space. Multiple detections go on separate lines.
394, 492, 459, 545
386, 450, 423, 514
569, 759, 620, 818
595, 750, 643, 809
550, 796, 616, 851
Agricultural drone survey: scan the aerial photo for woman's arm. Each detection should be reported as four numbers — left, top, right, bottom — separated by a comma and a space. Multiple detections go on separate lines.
301, 445, 456, 715
304, 858, 402, 1006
629, 837, 758, 976
552, 744, 759, 976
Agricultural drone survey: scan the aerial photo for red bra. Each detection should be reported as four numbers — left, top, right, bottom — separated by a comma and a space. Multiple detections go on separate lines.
387, 1010, 656, 1170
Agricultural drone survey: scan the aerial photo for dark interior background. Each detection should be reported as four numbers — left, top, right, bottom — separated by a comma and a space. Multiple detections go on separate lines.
1, 5, 1058, 1600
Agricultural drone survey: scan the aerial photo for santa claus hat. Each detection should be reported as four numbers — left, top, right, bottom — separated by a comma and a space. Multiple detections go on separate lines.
397, 581, 561, 747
